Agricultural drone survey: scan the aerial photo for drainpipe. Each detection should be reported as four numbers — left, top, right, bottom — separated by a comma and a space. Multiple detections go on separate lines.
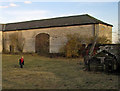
2, 24, 6, 52
94, 24, 99, 37
89, 24, 99, 57
93, 24, 95, 37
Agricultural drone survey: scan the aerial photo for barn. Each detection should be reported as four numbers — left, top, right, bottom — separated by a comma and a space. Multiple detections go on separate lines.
0, 14, 113, 53
0, 25, 3, 53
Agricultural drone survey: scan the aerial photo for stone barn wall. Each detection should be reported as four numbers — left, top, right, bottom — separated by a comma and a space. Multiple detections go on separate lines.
3, 24, 112, 53
98, 24, 112, 43
0, 31, 2, 53
3, 31, 21, 52
22, 24, 96, 53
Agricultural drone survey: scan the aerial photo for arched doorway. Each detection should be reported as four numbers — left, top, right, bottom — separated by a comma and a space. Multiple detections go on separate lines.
35, 33, 50, 54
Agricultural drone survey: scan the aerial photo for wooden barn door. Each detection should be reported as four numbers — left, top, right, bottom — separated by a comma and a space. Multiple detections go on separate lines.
35, 33, 49, 54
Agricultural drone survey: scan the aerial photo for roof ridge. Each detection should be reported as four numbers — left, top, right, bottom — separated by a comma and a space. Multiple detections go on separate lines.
6, 14, 89, 24
5, 14, 113, 31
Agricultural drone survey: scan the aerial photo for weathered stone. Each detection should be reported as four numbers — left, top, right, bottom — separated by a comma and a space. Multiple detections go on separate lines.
2, 24, 112, 53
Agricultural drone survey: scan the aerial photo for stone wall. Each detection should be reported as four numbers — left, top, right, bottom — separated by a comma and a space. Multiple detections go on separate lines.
98, 24, 112, 43
21, 24, 94, 53
0, 31, 2, 53
3, 24, 112, 53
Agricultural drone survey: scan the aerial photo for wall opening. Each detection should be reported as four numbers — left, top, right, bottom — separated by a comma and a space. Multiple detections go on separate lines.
35, 33, 50, 54
9, 45, 14, 53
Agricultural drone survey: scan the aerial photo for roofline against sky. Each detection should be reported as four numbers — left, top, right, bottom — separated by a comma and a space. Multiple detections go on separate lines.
2, 14, 113, 32
5, 14, 113, 26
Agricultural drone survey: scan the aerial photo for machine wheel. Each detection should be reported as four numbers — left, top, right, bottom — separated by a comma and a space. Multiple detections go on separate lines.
89, 57, 100, 71
104, 57, 117, 72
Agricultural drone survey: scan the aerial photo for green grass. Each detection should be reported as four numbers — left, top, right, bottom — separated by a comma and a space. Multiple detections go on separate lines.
2, 54, 118, 89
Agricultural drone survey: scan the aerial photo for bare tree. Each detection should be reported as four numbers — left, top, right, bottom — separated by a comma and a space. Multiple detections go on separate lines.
60, 34, 112, 58
17, 36, 25, 53
9, 33, 18, 53
9, 32, 25, 53
17, 32, 25, 53
89, 36, 111, 44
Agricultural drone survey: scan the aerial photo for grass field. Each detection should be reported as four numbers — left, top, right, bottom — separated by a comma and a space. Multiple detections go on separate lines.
2, 54, 119, 89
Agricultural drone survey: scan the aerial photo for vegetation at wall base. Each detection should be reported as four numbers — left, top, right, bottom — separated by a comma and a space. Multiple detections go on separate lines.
60, 34, 111, 58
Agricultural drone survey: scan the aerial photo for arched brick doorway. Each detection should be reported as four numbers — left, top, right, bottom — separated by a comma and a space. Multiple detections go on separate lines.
35, 33, 50, 54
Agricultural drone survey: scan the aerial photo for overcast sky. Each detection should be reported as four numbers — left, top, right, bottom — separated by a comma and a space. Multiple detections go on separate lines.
0, 1, 119, 43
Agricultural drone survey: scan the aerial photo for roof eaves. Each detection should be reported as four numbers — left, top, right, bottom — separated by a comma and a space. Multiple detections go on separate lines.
4, 23, 98, 31
86, 14, 113, 27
